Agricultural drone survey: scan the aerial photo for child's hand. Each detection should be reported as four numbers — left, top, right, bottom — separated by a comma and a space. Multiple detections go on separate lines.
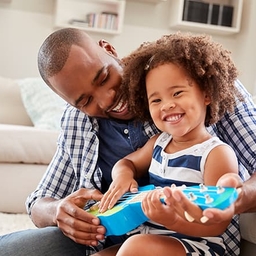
162, 186, 195, 222
98, 179, 138, 213
141, 188, 179, 227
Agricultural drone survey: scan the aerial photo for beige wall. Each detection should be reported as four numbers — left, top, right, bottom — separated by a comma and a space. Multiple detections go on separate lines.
0, 0, 255, 93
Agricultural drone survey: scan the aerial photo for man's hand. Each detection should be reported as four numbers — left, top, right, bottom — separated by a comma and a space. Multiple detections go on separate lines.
55, 188, 105, 246
32, 188, 105, 246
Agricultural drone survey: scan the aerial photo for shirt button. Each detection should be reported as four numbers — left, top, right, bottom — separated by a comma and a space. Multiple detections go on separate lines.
124, 129, 129, 134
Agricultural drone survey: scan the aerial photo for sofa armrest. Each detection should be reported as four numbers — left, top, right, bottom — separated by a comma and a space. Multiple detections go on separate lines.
0, 76, 33, 126
240, 213, 256, 244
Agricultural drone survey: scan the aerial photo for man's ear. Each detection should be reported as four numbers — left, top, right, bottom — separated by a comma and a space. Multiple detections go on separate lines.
98, 39, 118, 57
205, 94, 211, 105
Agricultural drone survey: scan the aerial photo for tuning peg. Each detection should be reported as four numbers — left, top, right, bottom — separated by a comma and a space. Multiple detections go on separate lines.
217, 185, 225, 194
188, 192, 197, 201
205, 194, 214, 204
199, 183, 208, 192
177, 184, 187, 190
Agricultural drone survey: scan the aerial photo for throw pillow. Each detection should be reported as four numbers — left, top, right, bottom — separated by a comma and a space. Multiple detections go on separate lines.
17, 77, 66, 130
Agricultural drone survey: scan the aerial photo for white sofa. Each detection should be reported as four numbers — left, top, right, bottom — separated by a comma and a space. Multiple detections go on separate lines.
0, 76, 65, 213
0, 76, 256, 255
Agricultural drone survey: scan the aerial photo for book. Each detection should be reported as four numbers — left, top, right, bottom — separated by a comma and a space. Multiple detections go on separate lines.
85, 12, 118, 30
69, 19, 89, 27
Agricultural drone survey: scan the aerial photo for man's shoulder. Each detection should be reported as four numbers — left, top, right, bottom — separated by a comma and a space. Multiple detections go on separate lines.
61, 104, 98, 130
143, 120, 160, 138
62, 104, 88, 121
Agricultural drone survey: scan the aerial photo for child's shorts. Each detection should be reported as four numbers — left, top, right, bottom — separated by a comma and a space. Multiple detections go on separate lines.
128, 223, 225, 256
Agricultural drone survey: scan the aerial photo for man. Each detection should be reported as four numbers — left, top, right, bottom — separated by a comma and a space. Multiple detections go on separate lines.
1, 28, 256, 256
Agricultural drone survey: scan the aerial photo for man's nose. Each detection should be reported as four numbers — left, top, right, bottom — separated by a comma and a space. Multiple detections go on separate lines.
96, 88, 116, 109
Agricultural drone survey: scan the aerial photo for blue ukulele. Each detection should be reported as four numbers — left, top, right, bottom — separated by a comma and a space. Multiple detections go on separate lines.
87, 184, 238, 236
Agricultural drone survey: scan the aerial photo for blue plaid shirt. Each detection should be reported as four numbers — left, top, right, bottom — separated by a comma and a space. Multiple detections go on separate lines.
26, 108, 159, 213
26, 80, 256, 255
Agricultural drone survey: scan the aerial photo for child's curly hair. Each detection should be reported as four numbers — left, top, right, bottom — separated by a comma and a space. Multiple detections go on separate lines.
121, 32, 243, 126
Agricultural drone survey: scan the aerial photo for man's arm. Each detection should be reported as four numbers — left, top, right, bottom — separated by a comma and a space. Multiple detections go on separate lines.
238, 172, 256, 213
212, 80, 256, 177
26, 105, 105, 244
26, 105, 100, 215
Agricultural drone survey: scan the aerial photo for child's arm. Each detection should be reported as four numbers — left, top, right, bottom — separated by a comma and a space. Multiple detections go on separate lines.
143, 144, 239, 237
99, 134, 159, 212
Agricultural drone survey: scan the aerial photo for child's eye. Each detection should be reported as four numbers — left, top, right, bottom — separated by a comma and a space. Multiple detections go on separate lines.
148, 98, 161, 105
173, 91, 183, 97
151, 98, 161, 103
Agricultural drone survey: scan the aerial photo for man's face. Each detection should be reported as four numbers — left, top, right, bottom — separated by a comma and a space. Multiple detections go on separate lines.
49, 43, 134, 120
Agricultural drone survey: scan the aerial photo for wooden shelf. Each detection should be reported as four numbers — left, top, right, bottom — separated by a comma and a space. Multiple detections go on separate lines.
126, 0, 167, 3
54, 0, 126, 35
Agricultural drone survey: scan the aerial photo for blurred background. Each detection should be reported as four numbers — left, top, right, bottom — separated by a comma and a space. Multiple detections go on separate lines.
0, 0, 255, 93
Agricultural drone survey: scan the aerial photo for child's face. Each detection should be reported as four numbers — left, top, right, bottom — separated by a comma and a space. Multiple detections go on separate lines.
146, 63, 210, 139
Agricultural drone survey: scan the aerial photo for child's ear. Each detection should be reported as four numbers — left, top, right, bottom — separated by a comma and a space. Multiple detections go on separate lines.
205, 94, 211, 105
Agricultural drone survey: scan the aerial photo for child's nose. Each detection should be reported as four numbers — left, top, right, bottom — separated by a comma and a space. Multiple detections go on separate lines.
161, 101, 175, 111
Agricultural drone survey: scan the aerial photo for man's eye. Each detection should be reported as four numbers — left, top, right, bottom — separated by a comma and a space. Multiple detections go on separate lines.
100, 73, 109, 86
81, 97, 92, 108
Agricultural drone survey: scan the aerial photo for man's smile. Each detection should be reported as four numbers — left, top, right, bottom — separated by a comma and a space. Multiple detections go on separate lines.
111, 99, 128, 113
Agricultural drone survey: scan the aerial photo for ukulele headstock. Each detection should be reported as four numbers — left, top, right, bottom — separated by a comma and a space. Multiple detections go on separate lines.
178, 184, 238, 210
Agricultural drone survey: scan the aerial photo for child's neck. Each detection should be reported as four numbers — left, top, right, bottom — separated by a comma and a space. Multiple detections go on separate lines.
166, 131, 212, 153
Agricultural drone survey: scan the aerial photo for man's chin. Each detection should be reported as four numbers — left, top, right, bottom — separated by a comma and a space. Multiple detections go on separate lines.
108, 110, 135, 121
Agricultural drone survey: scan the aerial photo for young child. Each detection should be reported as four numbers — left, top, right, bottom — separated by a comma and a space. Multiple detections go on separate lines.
94, 32, 243, 256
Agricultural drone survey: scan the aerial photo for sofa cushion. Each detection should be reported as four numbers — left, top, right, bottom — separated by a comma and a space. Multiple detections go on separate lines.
17, 77, 66, 131
0, 124, 59, 164
0, 77, 33, 126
